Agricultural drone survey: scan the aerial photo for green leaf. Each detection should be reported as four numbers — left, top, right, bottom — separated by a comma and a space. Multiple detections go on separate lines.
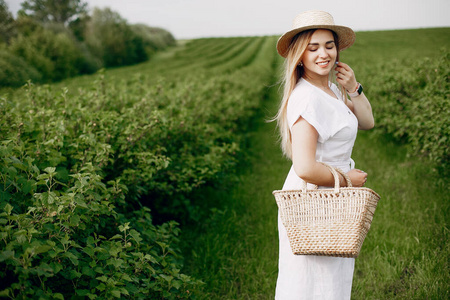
0, 250, 14, 262
47, 192, 56, 204
63, 251, 79, 266
86, 236, 95, 245
22, 180, 35, 194
121, 273, 132, 282
87, 293, 97, 300
4, 203, 13, 215
111, 290, 121, 298
82, 266, 96, 277
14, 230, 27, 244
83, 246, 95, 257
129, 229, 142, 244
108, 246, 121, 257
118, 222, 130, 232
49, 261, 63, 274
76, 289, 91, 296
69, 215, 80, 226
172, 279, 182, 290
160, 274, 173, 283
119, 287, 129, 296
109, 234, 123, 240
0, 289, 10, 297
69, 270, 82, 279
44, 167, 56, 175
35, 245, 52, 255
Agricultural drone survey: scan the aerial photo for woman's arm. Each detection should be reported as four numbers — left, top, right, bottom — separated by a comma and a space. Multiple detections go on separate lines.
291, 117, 338, 186
335, 62, 374, 130
291, 117, 368, 187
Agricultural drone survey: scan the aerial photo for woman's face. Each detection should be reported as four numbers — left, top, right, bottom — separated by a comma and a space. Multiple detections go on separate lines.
301, 29, 337, 80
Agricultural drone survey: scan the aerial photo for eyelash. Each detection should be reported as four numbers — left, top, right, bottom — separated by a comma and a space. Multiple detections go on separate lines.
309, 46, 334, 52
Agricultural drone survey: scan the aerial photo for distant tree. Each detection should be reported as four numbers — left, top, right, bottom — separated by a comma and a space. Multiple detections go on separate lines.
15, 13, 43, 37
20, 0, 88, 25
130, 24, 176, 55
84, 7, 147, 67
9, 26, 82, 81
0, 0, 17, 44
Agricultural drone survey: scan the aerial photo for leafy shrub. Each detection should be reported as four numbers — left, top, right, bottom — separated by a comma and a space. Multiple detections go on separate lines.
0, 88, 202, 298
0, 149, 201, 299
84, 8, 147, 68
43, 21, 101, 75
369, 50, 449, 172
8, 27, 81, 81
130, 24, 176, 55
0, 49, 42, 87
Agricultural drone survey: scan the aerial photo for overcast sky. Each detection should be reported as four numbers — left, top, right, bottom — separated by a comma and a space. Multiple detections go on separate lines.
6, 0, 450, 39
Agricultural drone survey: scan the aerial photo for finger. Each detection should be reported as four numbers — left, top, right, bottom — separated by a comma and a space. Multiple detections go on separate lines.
335, 71, 348, 80
336, 62, 352, 72
336, 66, 350, 74
336, 61, 349, 68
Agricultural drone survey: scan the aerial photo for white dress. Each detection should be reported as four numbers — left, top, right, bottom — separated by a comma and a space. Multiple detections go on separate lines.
275, 78, 359, 300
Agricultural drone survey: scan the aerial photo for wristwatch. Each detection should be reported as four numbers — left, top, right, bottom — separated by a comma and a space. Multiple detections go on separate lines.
348, 83, 363, 98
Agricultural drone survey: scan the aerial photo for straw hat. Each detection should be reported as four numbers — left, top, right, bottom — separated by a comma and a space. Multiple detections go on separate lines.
277, 10, 356, 57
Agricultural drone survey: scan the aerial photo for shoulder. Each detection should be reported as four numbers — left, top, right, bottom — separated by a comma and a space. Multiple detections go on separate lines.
288, 79, 322, 110
286, 79, 331, 135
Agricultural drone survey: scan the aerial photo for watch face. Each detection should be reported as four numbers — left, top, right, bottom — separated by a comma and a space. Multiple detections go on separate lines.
357, 84, 363, 94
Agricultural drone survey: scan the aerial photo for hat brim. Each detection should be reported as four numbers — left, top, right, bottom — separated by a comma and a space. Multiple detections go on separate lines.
276, 25, 355, 58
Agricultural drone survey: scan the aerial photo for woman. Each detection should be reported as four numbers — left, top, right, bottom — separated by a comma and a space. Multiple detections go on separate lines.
274, 10, 374, 299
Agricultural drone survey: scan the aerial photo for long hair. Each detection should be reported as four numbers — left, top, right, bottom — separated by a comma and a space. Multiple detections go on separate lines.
274, 29, 342, 159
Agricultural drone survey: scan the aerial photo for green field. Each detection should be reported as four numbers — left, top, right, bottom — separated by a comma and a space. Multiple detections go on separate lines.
1, 28, 449, 299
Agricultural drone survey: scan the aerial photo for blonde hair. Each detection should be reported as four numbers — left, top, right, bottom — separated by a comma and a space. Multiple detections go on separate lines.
274, 29, 343, 159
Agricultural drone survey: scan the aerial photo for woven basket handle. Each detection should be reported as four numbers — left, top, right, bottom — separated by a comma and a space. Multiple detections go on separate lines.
333, 166, 353, 188
300, 162, 353, 193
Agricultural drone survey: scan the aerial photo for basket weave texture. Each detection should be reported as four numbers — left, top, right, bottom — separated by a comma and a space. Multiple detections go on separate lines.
273, 163, 380, 258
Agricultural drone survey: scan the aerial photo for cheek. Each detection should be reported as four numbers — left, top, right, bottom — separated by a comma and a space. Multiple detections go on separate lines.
302, 52, 314, 63
331, 49, 338, 59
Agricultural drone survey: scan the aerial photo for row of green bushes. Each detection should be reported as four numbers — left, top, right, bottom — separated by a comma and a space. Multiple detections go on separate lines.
0, 5, 175, 88
0, 36, 277, 298
369, 50, 449, 173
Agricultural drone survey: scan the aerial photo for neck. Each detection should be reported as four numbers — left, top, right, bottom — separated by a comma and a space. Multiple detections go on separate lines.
303, 75, 329, 89
302, 72, 329, 88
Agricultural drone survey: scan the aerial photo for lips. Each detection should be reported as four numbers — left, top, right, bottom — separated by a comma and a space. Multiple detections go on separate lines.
316, 61, 330, 68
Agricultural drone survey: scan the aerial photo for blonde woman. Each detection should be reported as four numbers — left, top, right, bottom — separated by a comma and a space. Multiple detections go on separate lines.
274, 11, 374, 299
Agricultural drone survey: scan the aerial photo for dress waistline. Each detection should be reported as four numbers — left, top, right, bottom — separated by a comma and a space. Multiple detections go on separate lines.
320, 158, 355, 171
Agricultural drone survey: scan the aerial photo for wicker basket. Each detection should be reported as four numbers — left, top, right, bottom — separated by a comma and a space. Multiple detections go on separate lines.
273, 163, 380, 258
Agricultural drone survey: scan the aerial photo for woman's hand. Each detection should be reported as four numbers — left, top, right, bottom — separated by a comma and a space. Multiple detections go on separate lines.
346, 169, 368, 187
335, 61, 375, 130
335, 62, 358, 93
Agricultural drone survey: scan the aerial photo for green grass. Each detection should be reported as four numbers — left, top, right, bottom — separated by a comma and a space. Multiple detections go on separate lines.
180, 28, 450, 299
181, 59, 286, 299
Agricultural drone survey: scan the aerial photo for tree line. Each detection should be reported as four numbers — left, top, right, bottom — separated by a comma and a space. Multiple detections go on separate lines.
0, 0, 176, 87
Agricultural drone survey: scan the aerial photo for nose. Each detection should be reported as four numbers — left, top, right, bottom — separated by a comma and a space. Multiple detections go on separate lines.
318, 47, 329, 58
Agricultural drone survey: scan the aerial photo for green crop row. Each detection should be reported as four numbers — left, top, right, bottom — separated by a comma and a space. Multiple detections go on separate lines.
367, 50, 449, 173
0, 36, 277, 298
